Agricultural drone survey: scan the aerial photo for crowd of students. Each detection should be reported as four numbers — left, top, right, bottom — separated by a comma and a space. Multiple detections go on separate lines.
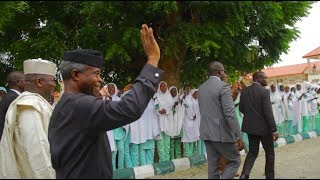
96, 80, 320, 171
269, 82, 320, 137
99, 81, 249, 171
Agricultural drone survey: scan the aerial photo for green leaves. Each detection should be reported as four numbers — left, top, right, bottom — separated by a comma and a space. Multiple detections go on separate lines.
150, 1, 178, 16
0, 1, 29, 34
0, 1, 314, 88
121, 27, 141, 50
105, 44, 131, 64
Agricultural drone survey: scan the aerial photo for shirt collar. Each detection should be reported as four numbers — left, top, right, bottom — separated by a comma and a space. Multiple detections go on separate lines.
10, 89, 21, 95
252, 82, 262, 86
210, 76, 221, 81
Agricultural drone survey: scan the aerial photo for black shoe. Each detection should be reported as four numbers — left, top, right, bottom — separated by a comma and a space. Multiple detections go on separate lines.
239, 174, 249, 179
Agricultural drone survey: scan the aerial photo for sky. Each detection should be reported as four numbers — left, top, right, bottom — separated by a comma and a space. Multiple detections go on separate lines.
273, 1, 320, 68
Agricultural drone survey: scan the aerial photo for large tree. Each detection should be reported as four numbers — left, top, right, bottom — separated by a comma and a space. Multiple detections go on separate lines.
0, 1, 313, 89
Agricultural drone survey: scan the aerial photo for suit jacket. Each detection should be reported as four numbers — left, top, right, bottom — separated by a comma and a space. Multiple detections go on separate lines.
239, 83, 277, 136
48, 64, 163, 179
198, 76, 242, 143
0, 90, 19, 139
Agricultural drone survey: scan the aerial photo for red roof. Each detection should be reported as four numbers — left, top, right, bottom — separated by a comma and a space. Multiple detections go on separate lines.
303, 46, 320, 59
262, 61, 320, 78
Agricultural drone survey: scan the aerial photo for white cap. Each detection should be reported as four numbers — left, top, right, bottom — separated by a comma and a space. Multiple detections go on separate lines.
24, 58, 57, 77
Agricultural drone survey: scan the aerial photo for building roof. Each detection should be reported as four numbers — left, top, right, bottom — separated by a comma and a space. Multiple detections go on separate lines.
303, 46, 320, 59
262, 61, 320, 78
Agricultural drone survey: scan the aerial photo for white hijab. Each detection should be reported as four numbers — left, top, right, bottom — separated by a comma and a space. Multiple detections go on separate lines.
184, 87, 193, 108
284, 89, 291, 97
156, 81, 174, 110
190, 89, 198, 100
191, 89, 199, 111
302, 81, 312, 93
310, 85, 318, 96
106, 83, 121, 101
270, 87, 281, 103
169, 86, 179, 103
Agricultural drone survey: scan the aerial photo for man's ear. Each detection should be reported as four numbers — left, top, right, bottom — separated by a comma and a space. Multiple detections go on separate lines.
71, 69, 81, 81
36, 78, 42, 88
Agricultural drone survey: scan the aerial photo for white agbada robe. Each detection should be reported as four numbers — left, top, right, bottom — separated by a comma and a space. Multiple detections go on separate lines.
181, 89, 199, 143
130, 99, 160, 144
154, 81, 175, 137
270, 91, 285, 125
169, 86, 185, 137
0, 92, 55, 178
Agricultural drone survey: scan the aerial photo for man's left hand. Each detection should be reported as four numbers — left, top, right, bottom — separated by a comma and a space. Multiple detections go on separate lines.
273, 133, 279, 141
236, 139, 244, 151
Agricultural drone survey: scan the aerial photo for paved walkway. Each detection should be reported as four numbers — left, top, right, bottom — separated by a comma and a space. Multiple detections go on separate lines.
150, 137, 320, 179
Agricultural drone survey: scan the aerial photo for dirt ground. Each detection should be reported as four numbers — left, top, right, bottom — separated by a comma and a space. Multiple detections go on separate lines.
150, 137, 320, 179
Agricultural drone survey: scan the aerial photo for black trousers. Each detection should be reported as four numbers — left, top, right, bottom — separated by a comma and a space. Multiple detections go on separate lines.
240, 134, 275, 179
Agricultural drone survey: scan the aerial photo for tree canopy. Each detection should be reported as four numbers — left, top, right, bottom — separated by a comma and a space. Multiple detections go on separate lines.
0, 1, 313, 89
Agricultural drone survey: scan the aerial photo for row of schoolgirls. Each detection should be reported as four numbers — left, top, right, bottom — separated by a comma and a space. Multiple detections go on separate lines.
269, 82, 320, 138
100, 81, 207, 170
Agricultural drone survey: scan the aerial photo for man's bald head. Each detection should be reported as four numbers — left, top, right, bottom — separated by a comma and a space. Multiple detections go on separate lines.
6, 71, 25, 92
208, 61, 227, 81
253, 71, 268, 86
209, 61, 224, 75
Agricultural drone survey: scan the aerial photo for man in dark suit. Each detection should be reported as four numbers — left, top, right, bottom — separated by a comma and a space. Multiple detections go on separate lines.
239, 71, 279, 179
48, 24, 163, 179
0, 71, 25, 139
0, 87, 7, 101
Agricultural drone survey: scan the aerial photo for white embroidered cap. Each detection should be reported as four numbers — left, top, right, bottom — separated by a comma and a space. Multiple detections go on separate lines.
24, 58, 57, 77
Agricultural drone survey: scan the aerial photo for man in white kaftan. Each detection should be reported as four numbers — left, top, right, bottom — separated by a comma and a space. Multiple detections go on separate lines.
0, 59, 57, 178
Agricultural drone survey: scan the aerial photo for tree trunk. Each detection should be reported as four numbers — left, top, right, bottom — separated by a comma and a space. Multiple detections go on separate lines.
158, 3, 186, 89
159, 49, 185, 89
159, 57, 179, 88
